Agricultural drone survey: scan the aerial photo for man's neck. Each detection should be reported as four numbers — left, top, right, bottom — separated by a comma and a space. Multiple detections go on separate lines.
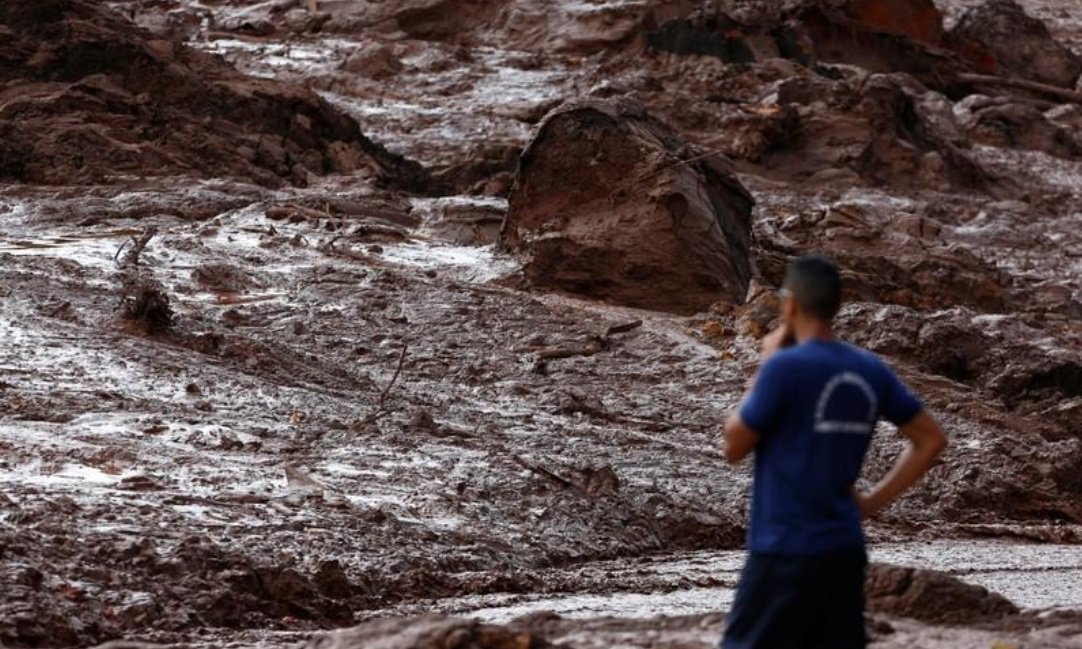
792, 319, 835, 344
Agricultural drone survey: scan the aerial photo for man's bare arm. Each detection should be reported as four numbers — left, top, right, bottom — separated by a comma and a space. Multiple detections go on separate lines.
723, 414, 759, 464
854, 410, 948, 518
720, 325, 792, 464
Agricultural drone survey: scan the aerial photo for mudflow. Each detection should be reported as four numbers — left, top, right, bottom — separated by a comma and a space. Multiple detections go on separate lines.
0, 0, 1081, 647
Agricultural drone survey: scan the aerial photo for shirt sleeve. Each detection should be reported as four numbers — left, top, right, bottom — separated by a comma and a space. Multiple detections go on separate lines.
739, 355, 789, 436
878, 362, 923, 426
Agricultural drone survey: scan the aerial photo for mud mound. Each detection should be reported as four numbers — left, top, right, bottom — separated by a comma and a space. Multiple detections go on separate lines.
500, 100, 754, 315
644, 0, 1080, 100
733, 72, 997, 191
643, 0, 968, 91
0, 0, 431, 190
866, 564, 1019, 625
300, 0, 639, 53
305, 616, 551, 649
0, 529, 360, 648
956, 97, 1082, 159
947, 0, 1082, 88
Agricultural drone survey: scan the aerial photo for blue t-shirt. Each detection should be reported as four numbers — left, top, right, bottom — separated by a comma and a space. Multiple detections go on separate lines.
739, 339, 922, 555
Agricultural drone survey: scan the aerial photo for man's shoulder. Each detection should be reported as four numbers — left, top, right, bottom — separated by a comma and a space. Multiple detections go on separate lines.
837, 342, 900, 385
763, 346, 807, 369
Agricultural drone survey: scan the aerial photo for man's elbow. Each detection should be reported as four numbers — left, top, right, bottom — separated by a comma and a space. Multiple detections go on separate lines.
722, 418, 755, 465
931, 430, 948, 456
917, 427, 948, 462
723, 443, 746, 465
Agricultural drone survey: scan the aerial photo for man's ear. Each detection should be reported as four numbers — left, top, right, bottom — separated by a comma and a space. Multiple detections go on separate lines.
782, 295, 798, 321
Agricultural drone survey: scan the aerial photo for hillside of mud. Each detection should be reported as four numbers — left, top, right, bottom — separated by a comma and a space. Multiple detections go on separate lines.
1, 0, 1081, 648
0, 0, 432, 190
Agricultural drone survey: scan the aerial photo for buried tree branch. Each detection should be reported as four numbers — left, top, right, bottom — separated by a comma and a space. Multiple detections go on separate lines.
355, 343, 408, 428
957, 73, 1082, 105
115, 226, 159, 268
510, 454, 579, 492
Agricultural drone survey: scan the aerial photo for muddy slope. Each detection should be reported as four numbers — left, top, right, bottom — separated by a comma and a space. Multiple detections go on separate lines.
0, 0, 431, 190
0, 0, 1081, 647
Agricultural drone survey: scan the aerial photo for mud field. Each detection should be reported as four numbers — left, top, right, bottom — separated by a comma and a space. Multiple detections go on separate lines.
1, 0, 1081, 647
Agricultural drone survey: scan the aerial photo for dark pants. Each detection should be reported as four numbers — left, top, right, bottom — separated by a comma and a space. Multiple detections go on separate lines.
720, 547, 867, 649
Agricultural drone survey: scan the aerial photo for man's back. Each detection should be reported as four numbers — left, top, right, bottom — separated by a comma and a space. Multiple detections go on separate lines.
739, 340, 922, 555
721, 256, 946, 649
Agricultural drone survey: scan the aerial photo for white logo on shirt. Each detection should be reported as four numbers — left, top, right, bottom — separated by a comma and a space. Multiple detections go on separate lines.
813, 371, 877, 434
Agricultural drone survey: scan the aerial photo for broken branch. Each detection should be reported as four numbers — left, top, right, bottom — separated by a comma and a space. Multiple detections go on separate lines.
957, 73, 1082, 105
115, 226, 158, 268
355, 343, 408, 427
510, 454, 579, 492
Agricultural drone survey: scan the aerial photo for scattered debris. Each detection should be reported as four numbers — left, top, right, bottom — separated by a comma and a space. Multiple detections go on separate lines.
118, 278, 174, 334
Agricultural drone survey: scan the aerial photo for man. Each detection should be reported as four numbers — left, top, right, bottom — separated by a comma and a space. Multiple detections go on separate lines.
720, 255, 948, 649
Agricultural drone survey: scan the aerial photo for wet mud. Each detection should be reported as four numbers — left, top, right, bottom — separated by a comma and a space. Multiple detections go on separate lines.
1, 0, 1081, 647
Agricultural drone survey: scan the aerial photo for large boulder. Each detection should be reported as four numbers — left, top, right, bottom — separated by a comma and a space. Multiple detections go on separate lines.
947, 0, 1082, 88
500, 100, 754, 315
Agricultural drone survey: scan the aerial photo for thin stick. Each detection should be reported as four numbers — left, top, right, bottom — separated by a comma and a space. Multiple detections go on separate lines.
956, 73, 1082, 105
510, 454, 578, 492
377, 343, 408, 412
116, 226, 158, 268
356, 343, 408, 427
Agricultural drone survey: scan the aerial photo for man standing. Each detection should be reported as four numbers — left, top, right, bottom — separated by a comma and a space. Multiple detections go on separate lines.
721, 255, 948, 649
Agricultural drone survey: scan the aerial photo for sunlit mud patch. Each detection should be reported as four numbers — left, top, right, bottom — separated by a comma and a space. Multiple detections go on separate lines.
377, 241, 517, 283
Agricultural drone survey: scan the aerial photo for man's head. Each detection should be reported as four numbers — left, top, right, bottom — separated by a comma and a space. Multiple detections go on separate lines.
780, 255, 842, 324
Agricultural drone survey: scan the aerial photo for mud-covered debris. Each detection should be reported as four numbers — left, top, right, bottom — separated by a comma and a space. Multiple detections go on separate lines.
419, 200, 506, 246
119, 279, 174, 334
192, 262, 258, 293
501, 100, 754, 315
740, 72, 997, 192
866, 563, 1019, 625
570, 466, 620, 498
955, 96, 1082, 158
645, 0, 967, 91
947, 0, 1082, 89
117, 474, 163, 491
304, 615, 552, 649
341, 43, 405, 79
